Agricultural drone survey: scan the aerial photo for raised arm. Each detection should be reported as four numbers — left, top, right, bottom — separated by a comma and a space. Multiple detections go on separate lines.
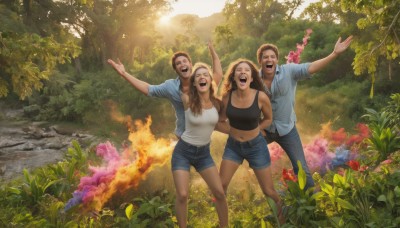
208, 40, 223, 86
107, 59, 150, 95
308, 35, 353, 75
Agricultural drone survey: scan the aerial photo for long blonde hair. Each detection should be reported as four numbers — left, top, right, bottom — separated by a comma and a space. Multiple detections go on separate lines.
189, 63, 221, 115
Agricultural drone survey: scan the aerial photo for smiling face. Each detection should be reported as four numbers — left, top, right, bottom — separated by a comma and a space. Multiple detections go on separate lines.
260, 49, 278, 77
192, 67, 212, 93
234, 62, 253, 90
174, 56, 192, 79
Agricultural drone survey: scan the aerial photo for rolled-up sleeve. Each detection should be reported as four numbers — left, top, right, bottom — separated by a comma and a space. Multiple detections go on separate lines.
148, 83, 169, 98
288, 63, 312, 81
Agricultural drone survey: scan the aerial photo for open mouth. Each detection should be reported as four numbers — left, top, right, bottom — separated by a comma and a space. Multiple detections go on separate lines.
199, 79, 207, 87
239, 75, 247, 84
266, 64, 273, 69
181, 66, 189, 73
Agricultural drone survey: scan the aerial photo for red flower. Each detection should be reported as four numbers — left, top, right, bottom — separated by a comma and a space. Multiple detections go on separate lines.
282, 168, 297, 182
347, 160, 360, 171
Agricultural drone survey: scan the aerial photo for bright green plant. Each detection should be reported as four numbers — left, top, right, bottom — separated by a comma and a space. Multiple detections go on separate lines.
118, 195, 174, 227
281, 161, 326, 227
383, 93, 400, 131
8, 169, 59, 207
362, 108, 400, 164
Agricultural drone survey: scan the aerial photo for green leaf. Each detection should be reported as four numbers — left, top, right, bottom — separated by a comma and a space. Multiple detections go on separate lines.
336, 198, 357, 212
394, 186, 400, 197
333, 174, 345, 186
377, 194, 386, 202
320, 180, 334, 196
310, 191, 325, 201
297, 160, 306, 190
125, 204, 134, 220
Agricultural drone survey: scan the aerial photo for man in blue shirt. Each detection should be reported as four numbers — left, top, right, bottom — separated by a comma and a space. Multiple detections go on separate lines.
257, 36, 353, 189
108, 42, 222, 138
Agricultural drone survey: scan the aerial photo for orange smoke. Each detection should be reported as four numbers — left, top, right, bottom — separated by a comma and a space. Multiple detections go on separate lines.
87, 104, 173, 210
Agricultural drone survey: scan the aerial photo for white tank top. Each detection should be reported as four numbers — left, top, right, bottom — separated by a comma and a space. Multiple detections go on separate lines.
180, 106, 219, 146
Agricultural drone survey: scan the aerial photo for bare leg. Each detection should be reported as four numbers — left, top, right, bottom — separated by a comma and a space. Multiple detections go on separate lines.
253, 167, 284, 224
219, 159, 240, 195
200, 166, 228, 227
173, 170, 190, 228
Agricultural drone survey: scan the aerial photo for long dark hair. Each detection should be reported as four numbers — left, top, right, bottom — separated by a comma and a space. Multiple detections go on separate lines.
223, 58, 264, 94
189, 63, 220, 115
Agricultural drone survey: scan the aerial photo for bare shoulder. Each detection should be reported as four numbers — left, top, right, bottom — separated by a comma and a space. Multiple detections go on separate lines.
258, 90, 271, 103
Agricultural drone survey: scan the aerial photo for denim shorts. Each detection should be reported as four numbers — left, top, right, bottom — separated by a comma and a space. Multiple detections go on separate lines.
223, 133, 271, 170
171, 139, 215, 172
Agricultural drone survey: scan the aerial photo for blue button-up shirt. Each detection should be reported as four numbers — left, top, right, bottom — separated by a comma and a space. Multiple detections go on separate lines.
259, 63, 311, 136
148, 77, 184, 137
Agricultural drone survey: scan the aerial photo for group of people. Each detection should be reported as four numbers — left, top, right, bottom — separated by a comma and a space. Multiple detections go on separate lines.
108, 36, 353, 227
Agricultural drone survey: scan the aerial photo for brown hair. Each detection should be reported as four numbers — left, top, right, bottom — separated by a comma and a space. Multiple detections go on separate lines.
256, 43, 279, 64
171, 51, 192, 70
189, 62, 220, 115
223, 59, 264, 94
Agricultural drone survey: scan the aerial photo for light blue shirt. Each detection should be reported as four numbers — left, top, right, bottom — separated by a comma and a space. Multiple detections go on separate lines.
259, 63, 311, 136
148, 78, 184, 137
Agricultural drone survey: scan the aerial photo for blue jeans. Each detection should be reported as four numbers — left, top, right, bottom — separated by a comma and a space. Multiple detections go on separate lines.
223, 133, 271, 170
171, 139, 215, 172
265, 125, 315, 189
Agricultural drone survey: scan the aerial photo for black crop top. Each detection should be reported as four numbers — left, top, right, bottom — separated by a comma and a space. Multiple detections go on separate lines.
226, 91, 261, 130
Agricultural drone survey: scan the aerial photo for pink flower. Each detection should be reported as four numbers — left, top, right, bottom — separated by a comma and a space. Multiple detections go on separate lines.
381, 159, 393, 165
285, 28, 313, 64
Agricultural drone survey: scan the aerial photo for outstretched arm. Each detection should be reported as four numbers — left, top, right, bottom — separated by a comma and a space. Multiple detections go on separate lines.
107, 59, 150, 95
208, 40, 223, 86
308, 36, 353, 75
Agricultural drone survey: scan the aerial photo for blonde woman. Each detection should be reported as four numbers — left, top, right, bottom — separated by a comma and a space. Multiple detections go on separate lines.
172, 63, 228, 227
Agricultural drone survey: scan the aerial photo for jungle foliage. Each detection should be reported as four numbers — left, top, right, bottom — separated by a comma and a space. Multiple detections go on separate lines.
1, 0, 398, 135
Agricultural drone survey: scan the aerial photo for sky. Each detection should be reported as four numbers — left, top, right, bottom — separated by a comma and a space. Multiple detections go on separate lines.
162, 0, 319, 21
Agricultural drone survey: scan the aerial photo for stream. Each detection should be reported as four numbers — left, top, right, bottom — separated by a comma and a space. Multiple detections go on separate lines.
0, 105, 97, 181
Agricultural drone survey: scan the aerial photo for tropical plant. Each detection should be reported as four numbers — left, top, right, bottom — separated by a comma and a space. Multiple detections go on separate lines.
117, 194, 174, 227
280, 161, 326, 226
362, 108, 400, 163
383, 93, 400, 131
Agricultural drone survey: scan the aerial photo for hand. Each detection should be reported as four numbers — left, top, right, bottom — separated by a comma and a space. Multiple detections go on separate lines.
333, 35, 353, 55
107, 58, 126, 76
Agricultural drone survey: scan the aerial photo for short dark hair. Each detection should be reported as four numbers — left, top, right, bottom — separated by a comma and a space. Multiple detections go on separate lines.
256, 44, 279, 64
171, 52, 192, 70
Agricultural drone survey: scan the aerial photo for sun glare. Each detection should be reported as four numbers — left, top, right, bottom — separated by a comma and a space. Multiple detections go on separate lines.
159, 15, 171, 25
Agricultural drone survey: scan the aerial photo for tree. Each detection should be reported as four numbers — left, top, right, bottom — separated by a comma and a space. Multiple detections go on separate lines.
214, 24, 234, 53
340, 0, 399, 96
222, 0, 286, 37
0, 2, 80, 99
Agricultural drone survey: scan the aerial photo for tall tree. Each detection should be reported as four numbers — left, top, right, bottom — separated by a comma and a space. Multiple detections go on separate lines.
72, 0, 170, 67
